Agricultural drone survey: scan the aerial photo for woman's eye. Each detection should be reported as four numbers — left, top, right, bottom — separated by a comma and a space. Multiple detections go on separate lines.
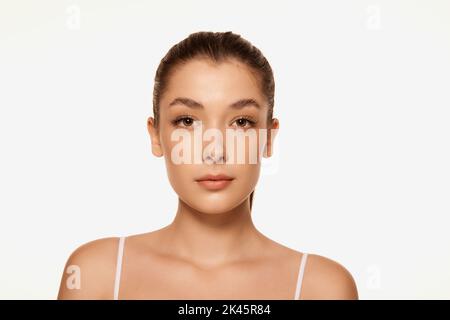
173, 116, 195, 127
233, 118, 256, 128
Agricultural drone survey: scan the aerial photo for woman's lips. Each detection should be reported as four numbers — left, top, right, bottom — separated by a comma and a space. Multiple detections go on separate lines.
195, 175, 234, 191
196, 179, 233, 190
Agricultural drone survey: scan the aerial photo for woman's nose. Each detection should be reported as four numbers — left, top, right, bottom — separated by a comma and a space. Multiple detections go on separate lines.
202, 126, 227, 165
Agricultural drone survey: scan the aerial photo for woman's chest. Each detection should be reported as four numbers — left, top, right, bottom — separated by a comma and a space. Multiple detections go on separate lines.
118, 254, 300, 299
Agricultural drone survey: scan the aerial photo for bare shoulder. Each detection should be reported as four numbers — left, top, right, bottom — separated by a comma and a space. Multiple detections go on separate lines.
57, 237, 120, 300
302, 253, 358, 300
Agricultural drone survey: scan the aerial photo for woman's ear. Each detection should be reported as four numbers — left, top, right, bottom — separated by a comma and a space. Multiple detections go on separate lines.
263, 118, 279, 158
147, 117, 164, 157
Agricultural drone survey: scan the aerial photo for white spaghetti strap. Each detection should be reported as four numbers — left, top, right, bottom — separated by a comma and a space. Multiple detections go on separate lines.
113, 236, 125, 300
294, 253, 308, 300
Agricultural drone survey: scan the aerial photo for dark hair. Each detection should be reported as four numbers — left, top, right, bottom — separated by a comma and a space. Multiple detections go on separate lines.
152, 31, 275, 211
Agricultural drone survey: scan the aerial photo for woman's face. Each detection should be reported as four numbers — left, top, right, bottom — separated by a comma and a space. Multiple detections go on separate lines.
147, 58, 279, 214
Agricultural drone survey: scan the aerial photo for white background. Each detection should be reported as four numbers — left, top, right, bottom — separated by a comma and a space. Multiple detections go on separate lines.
0, 0, 449, 299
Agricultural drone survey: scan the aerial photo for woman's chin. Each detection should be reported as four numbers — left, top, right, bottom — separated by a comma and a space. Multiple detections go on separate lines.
182, 196, 244, 215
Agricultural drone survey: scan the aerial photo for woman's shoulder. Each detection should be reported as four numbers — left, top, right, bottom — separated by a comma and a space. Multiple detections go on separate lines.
300, 252, 359, 300
262, 240, 353, 297
63, 236, 121, 270
271, 238, 358, 299
57, 236, 121, 299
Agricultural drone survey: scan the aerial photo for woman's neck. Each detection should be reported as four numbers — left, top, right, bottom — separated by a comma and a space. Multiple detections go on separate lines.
161, 197, 267, 268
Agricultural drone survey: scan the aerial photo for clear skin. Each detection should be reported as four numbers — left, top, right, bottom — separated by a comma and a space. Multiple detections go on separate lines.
58, 58, 358, 300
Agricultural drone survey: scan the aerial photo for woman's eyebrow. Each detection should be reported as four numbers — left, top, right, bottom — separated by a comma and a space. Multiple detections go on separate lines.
168, 97, 261, 109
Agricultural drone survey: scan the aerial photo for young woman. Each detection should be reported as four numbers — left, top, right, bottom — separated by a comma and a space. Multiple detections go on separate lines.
58, 31, 358, 300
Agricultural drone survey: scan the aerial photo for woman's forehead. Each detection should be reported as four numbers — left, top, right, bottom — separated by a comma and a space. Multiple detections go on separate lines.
161, 59, 265, 109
